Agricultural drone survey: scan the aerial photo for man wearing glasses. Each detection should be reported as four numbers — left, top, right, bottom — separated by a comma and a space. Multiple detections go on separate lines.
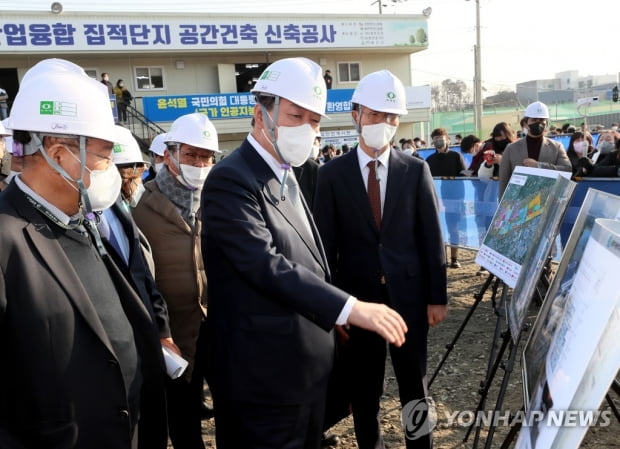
132, 113, 219, 449
0, 59, 167, 449
314, 70, 448, 449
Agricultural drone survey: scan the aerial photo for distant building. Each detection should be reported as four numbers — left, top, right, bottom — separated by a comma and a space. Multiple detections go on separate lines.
516, 71, 618, 106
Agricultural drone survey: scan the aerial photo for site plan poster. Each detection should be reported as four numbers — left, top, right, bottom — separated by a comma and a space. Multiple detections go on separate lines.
476, 167, 573, 289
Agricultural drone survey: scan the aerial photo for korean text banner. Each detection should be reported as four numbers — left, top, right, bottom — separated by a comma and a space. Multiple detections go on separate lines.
0, 14, 428, 52
142, 89, 355, 122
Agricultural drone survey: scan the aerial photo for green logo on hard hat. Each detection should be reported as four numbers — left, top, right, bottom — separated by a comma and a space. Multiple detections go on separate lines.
203, 130, 211, 139
39, 100, 77, 117
113, 143, 122, 153
313, 86, 323, 96
260, 70, 281, 81
386, 92, 396, 102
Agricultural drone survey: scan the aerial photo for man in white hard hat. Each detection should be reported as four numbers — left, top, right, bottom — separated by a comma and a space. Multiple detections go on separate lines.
144, 132, 167, 182
132, 112, 219, 449
0, 59, 167, 449
201, 57, 407, 448
313, 70, 448, 449
498, 101, 571, 196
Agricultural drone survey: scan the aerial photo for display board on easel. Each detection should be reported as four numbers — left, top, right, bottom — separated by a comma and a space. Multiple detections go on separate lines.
476, 166, 575, 340
516, 217, 620, 449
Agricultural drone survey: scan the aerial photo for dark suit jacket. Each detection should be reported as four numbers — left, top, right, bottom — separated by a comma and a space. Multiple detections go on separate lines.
293, 157, 320, 209
201, 139, 350, 405
0, 182, 167, 449
107, 199, 171, 339
313, 148, 448, 325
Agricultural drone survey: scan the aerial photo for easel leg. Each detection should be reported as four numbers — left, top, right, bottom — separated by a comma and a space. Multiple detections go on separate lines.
429, 273, 496, 388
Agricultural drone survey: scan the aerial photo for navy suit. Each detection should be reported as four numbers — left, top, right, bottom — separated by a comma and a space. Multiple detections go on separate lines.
102, 199, 171, 339
313, 148, 448, 449
201, 139, 350, 448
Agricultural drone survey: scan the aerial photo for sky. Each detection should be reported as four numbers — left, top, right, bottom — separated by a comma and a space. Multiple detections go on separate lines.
2, 0, 619, 97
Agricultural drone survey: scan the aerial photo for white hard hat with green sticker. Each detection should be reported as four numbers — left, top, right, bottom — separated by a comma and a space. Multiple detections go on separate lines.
164, 113, 220, 153
251, 57, 328, 117
7, 62, 116, 151
351, 70, 408, 115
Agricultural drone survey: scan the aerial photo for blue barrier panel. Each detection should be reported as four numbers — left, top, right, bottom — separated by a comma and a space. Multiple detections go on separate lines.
560, 178, 620, 245
433, 178, 499, 249
433, 178, 620, 249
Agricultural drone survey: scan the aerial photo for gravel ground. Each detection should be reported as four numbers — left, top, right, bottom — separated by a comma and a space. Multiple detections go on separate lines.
180, 249, 618, 448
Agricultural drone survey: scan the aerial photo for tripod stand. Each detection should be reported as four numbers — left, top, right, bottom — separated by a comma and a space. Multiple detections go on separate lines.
429, 271, 502, 388
466, 257, 555, 448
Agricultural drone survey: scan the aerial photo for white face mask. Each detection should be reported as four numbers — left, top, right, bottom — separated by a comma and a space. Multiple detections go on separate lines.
312, 143, 321, 158
64, 147, 121, 212
273, 123, 316, 167
361, 122, 397, 151
573, 141, 588, 156
154, 162, 165, 173
86, 162, 122, 211
177, 164, 211, 190
128, 182, 145, 208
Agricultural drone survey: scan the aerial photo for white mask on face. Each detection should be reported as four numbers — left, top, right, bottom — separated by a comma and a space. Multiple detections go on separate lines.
86, 162, 123, 212
273, 123, 316, 167
128, 181, 145, 208
573, 141, 588, 156
154, 162, 164, 173
177, 164, 211, 190
361, 123, 397, 151
312, 144, 321, 158
63, 147, 121, 212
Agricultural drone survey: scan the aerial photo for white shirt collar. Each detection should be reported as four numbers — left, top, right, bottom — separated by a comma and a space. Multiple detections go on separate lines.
357, 145, 391, 172
248, 132, 292, 184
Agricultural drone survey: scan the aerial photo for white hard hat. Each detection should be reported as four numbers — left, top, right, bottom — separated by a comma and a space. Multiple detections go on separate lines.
7, 63, 116, 154
21, 58, 86, 87
164, 113, 220, 153
112, 125, 148, 166
524, 101, 549, 119
251, 57, 327, 117
351, 70, 408, 115
149, 133, 167, 157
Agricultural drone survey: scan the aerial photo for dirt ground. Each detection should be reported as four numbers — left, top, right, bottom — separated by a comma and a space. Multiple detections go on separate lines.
190, 249, 618, 448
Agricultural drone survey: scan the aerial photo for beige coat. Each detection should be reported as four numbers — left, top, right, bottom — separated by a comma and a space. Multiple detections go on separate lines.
498, 137, 572, 197
132, 180, 207, 381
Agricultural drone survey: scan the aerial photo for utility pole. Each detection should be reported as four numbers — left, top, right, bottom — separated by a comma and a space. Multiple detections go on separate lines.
473, 0, 483, 137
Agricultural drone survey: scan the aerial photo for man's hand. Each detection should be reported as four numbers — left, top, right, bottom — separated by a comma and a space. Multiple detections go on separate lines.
161, 337, 181, 356
522, 158, 538, 168
427, 304, 448, 327
347, 301, 408, 346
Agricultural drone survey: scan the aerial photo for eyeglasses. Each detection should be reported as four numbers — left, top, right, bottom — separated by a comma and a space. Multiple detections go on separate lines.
361, 107, 399, 125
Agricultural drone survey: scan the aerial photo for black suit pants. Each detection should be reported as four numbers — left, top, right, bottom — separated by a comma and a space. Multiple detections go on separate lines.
213, 395, 326, 449
342, 323, 431, 449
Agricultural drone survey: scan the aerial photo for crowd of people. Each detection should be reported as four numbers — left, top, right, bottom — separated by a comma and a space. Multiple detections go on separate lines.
0, 57, 619, 449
